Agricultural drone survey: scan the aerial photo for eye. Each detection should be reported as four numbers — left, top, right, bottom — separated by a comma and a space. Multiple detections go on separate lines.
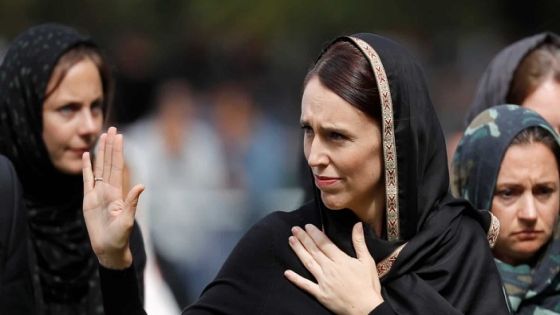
534, 185, 556, 200
495, 187, 519, 201
535, 187, 553, 195
328, 131, 347, 141
301, 124, 314, 137
57, 103, 80, 117
91, 100, 104, 115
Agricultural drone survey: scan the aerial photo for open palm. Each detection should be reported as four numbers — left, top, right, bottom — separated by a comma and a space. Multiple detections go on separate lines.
82, 127, 144, 269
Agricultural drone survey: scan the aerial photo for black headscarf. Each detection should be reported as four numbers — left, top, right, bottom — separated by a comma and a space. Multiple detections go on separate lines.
316, 34, 508, 314
0, 23, 103, 314
465, 32, 560, 126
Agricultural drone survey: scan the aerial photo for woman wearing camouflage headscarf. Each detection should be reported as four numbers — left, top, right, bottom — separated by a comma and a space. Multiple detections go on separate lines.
453, 104, 560, 314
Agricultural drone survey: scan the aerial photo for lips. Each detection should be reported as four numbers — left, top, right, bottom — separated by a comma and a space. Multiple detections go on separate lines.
512, 230, 543, 240
68, 148, 89, 156
314, 175, 341, 189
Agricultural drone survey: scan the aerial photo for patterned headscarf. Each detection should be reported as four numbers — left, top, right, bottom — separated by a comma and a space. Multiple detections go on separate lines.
0, 23, 104, 314
452, 105, 560, 314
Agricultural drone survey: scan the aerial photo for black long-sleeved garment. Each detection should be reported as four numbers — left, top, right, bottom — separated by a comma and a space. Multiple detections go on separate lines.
100, 201, 506, 315
0, 155, 35, 314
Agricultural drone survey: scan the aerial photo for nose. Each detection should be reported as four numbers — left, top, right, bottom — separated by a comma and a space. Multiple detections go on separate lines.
306, 137, 329, 168
78, 107, 102, 136
518, 194, 538, 223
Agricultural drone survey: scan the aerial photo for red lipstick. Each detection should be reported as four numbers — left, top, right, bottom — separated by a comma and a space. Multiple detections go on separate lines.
314, 175, 340, 189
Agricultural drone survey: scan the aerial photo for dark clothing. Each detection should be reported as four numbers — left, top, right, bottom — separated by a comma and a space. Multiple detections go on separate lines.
100, 33, 508, 314
452, 105, 560, 314
465, 32, 560, 126
100, 201, 505, 314
0, 155, 35, 314
0, 24, 146, 314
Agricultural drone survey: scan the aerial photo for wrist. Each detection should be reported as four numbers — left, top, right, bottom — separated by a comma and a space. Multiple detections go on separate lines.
97, 247, 133, 270
352, 296, 384, 315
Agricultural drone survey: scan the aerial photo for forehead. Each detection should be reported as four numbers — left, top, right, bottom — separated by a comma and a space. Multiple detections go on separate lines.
498, 142, 558, 181
42, 59, 103, 112
300, 77, 369, 124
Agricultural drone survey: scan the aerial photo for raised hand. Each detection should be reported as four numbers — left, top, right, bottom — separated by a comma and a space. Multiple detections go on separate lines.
284, 223, 383, 315
82, 127, 144, 269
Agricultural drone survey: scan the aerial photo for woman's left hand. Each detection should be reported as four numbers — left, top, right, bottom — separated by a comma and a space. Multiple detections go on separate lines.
284, 223, 383, 315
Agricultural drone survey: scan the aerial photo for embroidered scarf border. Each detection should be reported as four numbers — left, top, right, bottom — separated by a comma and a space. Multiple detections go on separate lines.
377, 244, 405, 279
487, 213, 500, 248
347, 36, 401, 241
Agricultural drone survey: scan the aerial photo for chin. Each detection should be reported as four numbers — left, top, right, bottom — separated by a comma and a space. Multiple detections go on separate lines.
320, 193, 348, 210
515, 242, 545, 257
55, 160, 82, 175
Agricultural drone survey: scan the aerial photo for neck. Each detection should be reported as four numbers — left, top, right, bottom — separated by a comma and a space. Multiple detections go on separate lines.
353, 186, 385, 238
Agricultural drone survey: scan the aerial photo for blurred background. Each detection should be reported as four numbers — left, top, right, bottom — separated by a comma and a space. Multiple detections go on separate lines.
1, 0, 558, 313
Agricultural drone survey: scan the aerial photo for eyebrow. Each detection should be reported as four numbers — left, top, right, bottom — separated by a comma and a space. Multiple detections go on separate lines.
299, 119, 351, 135
496, 181, 558, 187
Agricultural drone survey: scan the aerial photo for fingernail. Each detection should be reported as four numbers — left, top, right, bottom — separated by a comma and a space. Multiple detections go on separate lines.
304, 224, 314, 231
291, 226, 298, 234
356, 222, 363, 233
288, 236, 296, 245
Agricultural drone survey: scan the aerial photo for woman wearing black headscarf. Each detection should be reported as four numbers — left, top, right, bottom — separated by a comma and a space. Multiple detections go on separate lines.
85, 33, 509, 314
0, 23, 146, 314
466, 32, 560, 130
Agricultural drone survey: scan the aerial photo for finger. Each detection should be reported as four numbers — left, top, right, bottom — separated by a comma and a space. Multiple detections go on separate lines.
292, 226, 331, 265
304, 224, 341, 260
103, 127, 116, 180
289, 235, 324, 278
109, 134, 124, 188
284, 269, 321, 298
82, 152, 94, 194
94, 133, 107, 179
125, 184, 145, 217
352, 223, 374, 264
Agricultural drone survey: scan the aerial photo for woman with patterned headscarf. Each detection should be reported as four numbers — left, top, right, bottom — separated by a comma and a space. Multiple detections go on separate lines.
453, 105, 560, 314
0, 23, 146, 314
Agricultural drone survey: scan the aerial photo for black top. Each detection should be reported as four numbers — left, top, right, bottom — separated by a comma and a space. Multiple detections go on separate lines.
100, 201, 507, 314
0, 155, 35, 314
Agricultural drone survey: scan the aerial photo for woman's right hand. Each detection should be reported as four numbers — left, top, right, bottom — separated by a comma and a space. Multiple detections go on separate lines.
82, 127, 144, 269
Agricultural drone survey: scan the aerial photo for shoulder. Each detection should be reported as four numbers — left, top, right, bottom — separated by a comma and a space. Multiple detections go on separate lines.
454, 212, 491, 244
0, 154, 16, 181
0, 155, 20, 208
237, 201, 318, 250
249, 201, 318, 238
211, 201, 318, 271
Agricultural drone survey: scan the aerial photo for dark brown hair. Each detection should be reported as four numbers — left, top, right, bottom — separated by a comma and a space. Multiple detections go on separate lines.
44, 44, 113, 115
304, 40, 381, 121
511, 126, 560, 163
507, 43, 560, 104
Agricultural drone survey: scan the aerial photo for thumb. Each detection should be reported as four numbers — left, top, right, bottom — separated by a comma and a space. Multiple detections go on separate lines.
352, 222, 373, 263
125, 184, 145, 216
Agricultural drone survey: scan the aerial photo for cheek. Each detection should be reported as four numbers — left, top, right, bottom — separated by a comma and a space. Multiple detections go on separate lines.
93, 113, 104, 133
351, 145, 383, 185
542, 197, 560, 230
42, 113, 64, 152
491, 199, 515, 232
303, 137, 310, 161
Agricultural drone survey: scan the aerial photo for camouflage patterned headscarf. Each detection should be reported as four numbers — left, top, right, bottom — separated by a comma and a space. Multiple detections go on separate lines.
452, 104, 560, 314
